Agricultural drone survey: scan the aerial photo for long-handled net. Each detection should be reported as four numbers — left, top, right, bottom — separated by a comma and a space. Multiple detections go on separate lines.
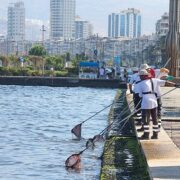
71, 102, 114, 139
65, 148, 87, 169
65, 108, 137, 169
71, 93, 132, 139
65, 99, 137, 169
66, 86, 179, 169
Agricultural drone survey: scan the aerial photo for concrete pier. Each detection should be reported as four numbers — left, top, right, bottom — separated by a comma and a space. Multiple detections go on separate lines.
127, 87, 180, 180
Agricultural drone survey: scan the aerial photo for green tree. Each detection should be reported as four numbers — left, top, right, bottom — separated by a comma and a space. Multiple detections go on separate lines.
0, 55, 9, 67
28, 45, 46, 73
45, 56, 65, 70
71, 57, 81, 69
29, 56, 44, 70
29, 45, 47, 56
9, 55, 19, 67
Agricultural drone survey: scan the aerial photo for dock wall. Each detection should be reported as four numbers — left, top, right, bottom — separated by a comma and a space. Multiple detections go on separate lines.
0, 76, 127, 89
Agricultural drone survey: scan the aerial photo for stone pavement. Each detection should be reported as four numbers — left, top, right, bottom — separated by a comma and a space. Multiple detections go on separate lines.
127, 87, 180, 180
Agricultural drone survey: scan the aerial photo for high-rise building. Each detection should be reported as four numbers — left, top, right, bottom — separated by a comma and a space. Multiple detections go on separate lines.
75, 17, 93, 39
7, 1, 25, 54
156, 12, 169, 37
7, 2, 25, 41
50, 0, 75, 40
108, 8, 141, 38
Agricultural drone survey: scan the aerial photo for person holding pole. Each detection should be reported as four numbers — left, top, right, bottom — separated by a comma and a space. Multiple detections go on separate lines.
140, 63, 155, 78
129, 67, 142, 125
129, 64, 153, 126
136, 63, 157, 132
155, 68, 170, 130
137, 69, 176, 140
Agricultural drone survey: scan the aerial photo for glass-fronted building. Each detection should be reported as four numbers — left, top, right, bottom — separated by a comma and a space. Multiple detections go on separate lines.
108, 8, 141, 38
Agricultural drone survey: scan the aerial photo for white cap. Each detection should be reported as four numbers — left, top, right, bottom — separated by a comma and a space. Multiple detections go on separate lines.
139, 69, 149, 76
140, 63, 150, 70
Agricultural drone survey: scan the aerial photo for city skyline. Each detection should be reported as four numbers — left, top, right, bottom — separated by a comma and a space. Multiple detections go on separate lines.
0, 0, 169, 37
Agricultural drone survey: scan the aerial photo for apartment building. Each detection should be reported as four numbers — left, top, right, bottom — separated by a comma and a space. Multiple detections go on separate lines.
50, 0, 75, 40
7, 1, 25, 54
108, 8, 141, 38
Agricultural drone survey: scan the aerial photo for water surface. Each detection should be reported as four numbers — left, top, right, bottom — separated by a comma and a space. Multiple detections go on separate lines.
0, 86, 116, 180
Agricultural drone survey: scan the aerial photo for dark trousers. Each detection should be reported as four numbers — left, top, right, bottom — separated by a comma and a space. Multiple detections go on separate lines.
157, 98, 162, 119
133, 93, 141, 114
142, 108, 158, 127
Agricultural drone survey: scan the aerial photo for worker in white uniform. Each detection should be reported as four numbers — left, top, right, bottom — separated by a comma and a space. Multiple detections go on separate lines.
129, 67, 142, 125
137, 69, 176, 140
155, 68, 170, 130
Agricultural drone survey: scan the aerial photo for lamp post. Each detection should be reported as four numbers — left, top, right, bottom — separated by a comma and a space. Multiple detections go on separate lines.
11, 40, 17, 56
141, 41, 144, 64
40, 25, 46, 76
16, 42, 19, 56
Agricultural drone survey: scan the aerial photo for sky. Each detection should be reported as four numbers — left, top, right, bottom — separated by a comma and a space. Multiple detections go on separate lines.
0, 0, 169, 36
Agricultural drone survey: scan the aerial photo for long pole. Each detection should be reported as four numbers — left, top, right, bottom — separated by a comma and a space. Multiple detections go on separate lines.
95, 33, 98, 62
41, 25, 46, 46
6, 39, 8, 56
142, 41, 143, 64
16, 42, 18, 56
41, 25, 46, 76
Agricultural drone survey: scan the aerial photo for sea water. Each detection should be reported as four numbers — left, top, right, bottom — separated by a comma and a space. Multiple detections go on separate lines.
0, 85, 116, 180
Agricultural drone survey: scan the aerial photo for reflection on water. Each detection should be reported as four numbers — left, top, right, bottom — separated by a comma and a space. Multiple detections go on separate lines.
0, 85, 116, 180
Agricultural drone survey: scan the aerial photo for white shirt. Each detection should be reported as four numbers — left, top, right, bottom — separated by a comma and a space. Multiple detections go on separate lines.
138, 78, 166, 109
155, 69, 168, 79
155, 70, 168, 97
99, 68, 105, 76
129, 73, 141, 93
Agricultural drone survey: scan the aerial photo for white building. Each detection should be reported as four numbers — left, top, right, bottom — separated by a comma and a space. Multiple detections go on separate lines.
7, 2, 25, 42
156, 12, 169, 37
50, 0, 75, 40
7, 1, 25, 54
108, 8, 141, 38
75, 17, 93, 39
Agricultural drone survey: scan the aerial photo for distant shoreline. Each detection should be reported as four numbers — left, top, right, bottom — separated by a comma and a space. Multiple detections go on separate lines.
0, 76, 127, 89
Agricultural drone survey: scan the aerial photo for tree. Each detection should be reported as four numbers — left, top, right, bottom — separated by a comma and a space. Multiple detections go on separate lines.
71, 57, 81, 69
29, 56, 44, 70
9, 55, 19, 67
0, 55, 9, 67
29, 45, 47, 56
28, 45, 47, 74
45, 56, 65, 70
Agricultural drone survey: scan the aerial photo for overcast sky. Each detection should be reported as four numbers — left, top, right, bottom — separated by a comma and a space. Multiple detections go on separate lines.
0, 0, 169, 36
